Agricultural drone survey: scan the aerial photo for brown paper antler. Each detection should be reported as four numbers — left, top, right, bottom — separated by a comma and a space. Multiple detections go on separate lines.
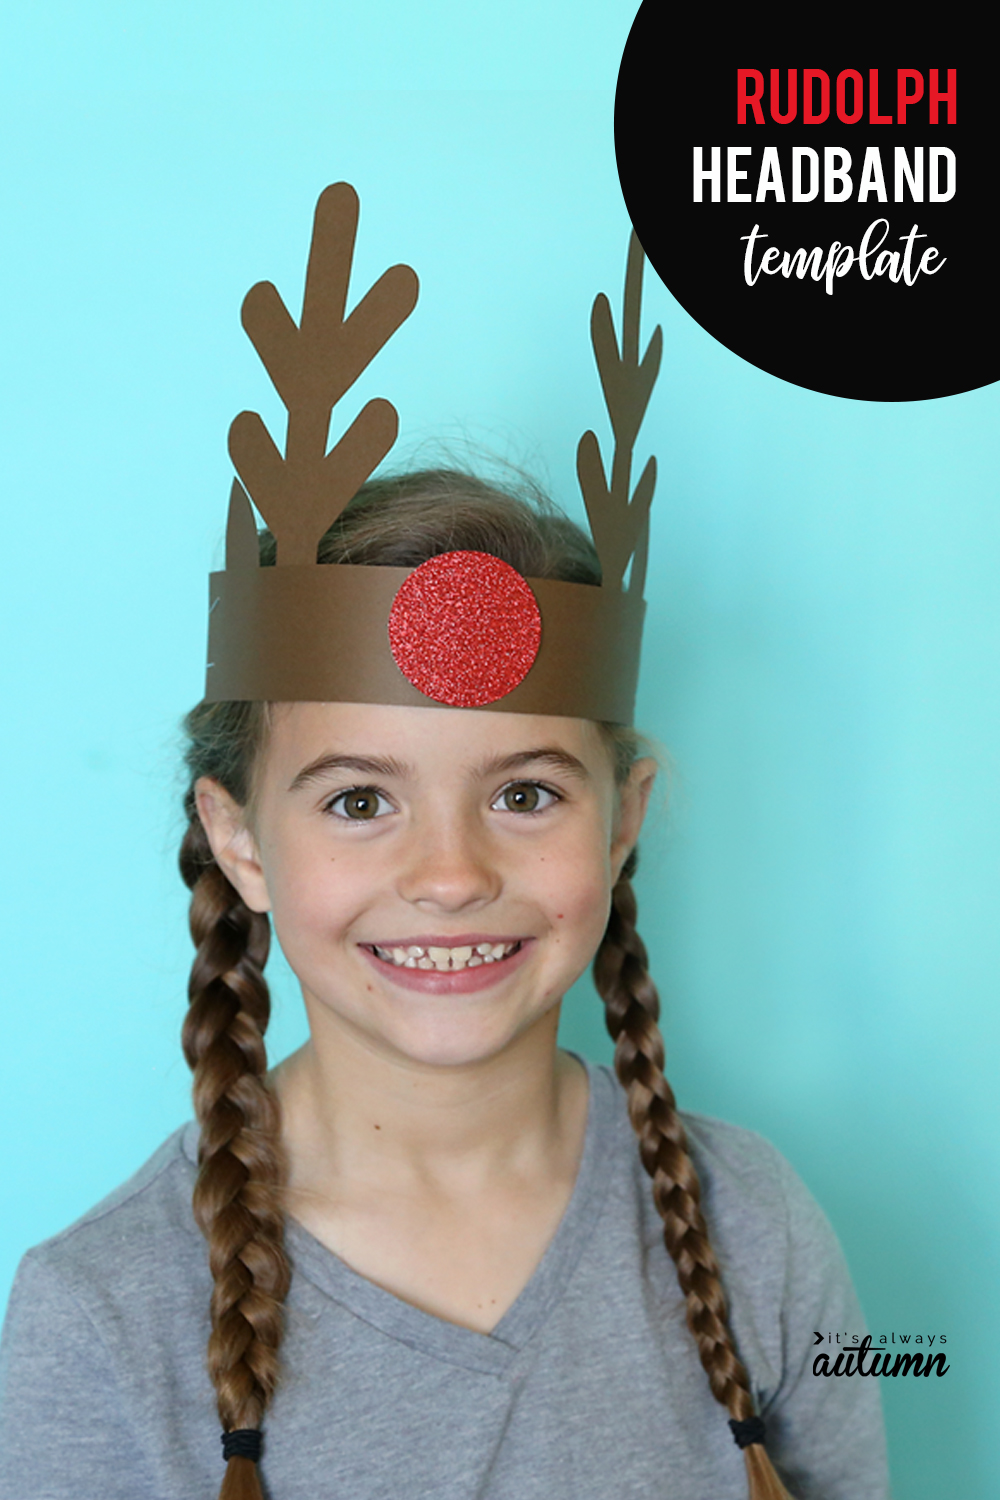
208, 194, 657, 723
576, 232, 661, 595
227, 182, 419, 566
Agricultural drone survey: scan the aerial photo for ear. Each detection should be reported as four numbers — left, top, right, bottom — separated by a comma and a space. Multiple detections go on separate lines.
194, 776, 272, 914
609, 756, 657, 883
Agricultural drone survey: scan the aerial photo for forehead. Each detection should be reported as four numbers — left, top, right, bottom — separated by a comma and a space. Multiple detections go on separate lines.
260, 701, 610, 779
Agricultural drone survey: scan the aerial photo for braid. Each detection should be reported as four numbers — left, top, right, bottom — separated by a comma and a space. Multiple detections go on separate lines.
179, 806, 291, 1500
594, 854, 793, 1500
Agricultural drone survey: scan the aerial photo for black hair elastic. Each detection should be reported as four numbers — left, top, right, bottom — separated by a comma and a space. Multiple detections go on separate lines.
221, 1429, 263, 1463
728, 1415, 766, 1450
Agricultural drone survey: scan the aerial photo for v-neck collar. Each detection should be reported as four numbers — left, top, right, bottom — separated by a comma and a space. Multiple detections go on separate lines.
182, 1058, 618, 1378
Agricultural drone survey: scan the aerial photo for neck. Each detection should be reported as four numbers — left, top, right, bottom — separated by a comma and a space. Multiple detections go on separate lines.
272, 1001, 586, 1200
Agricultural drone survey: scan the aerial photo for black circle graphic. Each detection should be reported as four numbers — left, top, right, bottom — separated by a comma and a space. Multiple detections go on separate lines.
615, 12, 991, 401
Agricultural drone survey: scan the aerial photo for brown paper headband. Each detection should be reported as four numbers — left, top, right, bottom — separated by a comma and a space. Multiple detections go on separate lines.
205, 182, 661, 723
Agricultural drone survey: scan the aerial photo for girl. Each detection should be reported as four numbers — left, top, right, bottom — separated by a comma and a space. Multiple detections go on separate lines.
0, 189, 888, 1500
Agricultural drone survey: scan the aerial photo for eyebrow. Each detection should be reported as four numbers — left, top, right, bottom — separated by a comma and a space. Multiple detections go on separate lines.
287, 746, 589, 793
479, 748, 590, 781
288, 753, 409, 793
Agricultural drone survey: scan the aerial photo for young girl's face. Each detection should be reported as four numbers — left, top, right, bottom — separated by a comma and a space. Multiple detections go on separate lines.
198, 701, 653, 1071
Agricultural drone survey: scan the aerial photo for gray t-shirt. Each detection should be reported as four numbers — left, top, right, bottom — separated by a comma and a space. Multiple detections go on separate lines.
0, 1061, 889, 1499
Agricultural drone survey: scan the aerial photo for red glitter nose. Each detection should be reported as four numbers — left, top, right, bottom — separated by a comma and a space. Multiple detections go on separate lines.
388, 551, 542, 707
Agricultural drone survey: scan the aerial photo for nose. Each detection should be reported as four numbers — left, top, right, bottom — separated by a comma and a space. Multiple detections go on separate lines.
394, 810, 501, 913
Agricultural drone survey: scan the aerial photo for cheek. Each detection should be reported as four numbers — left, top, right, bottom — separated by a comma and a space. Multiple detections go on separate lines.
260, 831, 357, 947
543, 852, 613, 965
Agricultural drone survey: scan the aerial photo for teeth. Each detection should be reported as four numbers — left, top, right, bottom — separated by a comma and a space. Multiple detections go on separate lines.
373, 941, 519, 971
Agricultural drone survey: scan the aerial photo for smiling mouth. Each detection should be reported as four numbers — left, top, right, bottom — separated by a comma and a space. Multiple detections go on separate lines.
367, 940, 524, 972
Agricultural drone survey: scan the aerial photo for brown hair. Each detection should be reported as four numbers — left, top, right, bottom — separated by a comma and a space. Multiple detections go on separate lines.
180, 467, 791, 1500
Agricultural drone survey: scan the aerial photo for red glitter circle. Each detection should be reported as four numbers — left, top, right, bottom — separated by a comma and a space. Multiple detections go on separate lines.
388, 551, 542, 707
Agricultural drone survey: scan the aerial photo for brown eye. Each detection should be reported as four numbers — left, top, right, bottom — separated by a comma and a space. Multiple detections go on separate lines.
497, 781, 554, 813
331, 788, 387, 820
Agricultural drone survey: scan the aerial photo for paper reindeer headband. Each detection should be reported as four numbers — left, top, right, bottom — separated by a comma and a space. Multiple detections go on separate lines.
205, 183, 661, 723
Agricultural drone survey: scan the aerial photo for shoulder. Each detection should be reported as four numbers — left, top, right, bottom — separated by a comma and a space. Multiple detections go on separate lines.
591, 1060, 823, 1248
589, 1065, 861, 1387
0, 1127, 216, 1495
589, 1064, 891, 1492
675, 1106, 853, 1332
680, 1107, 829, 1253
7, 1124, 203, 1322
2, 1124, 209, 1423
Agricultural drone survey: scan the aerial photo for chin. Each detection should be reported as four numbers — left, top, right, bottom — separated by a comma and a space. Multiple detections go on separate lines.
300, 959, 569, 1070
364, 991, 557, 1069
385, 1020, 530, 1071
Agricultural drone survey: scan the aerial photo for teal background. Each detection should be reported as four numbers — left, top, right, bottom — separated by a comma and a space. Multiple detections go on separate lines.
1, 7, 997, 1497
